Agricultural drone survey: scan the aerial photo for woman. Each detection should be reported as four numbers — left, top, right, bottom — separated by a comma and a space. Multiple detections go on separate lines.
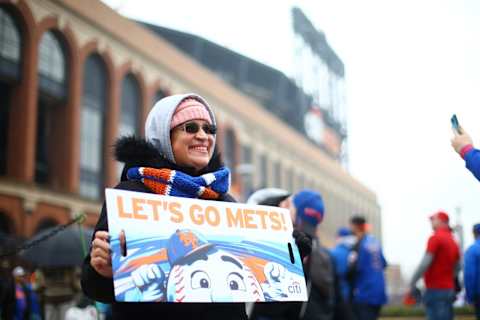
81, 93, 247, 319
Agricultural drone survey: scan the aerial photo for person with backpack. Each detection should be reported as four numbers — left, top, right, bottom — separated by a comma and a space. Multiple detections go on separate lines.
247, 188, 335, 320
290, 189, 336, 320
348, 216, 387, 320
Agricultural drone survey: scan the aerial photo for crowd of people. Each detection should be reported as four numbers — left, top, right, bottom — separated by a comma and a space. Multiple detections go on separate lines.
1, 93, 479, 320
0, 264, 102, 320
246, 188, 387, 320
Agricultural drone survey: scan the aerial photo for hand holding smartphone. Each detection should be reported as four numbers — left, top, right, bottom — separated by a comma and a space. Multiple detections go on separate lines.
451, 114, 462, 135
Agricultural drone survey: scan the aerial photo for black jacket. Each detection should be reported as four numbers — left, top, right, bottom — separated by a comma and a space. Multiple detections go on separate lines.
81, 136, 246, 320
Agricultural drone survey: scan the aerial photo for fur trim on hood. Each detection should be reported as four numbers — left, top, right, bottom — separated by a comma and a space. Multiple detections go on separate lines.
114, 136, 224, 181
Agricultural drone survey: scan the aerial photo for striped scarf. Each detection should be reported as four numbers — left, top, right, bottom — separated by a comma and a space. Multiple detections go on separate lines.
126, 167, 230, 200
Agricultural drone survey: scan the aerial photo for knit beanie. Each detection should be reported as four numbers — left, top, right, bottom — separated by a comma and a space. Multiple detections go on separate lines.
145, 93, 216, 164
293, 189, 325, 236
170, 98, 212, 129
247, 188, 291, 206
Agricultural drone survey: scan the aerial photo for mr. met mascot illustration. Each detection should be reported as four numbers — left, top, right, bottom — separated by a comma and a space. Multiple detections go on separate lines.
128, 229, 297, 302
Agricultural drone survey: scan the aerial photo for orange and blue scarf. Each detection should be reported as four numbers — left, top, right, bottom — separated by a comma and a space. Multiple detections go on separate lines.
127, 167, 230, 200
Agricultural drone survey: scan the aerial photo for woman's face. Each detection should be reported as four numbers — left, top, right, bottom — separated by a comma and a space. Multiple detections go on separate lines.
171, 119, 216, 172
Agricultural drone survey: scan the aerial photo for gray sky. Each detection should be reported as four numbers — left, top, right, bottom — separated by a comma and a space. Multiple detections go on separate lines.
102, 0, 480, 279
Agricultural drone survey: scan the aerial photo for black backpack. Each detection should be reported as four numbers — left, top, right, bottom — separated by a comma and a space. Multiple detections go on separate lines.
308, 239, 335, 299
299, 239, 337, 320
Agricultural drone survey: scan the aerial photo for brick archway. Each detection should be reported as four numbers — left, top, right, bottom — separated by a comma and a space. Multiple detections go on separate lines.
78, 42, 117, 191
33, 16, 81, 192
2, 1, 37, 182
116, 62, 148, 137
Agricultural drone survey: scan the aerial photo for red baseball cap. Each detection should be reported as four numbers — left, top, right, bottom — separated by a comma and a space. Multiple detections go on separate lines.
429, 211, 450, 223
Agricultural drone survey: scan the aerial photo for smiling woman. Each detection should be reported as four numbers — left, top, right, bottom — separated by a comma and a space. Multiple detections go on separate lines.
171, 120, 216, 170
169, 98, 217, 171
81, 93, 247, 320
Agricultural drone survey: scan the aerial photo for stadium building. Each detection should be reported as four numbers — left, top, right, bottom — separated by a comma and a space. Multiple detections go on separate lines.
0, 0, 381, 246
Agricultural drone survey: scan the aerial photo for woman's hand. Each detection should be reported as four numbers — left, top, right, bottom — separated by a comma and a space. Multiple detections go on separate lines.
451, 127, 474, 154
90, 231, 113, 278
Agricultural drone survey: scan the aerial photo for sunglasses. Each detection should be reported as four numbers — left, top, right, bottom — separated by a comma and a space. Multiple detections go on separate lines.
177, 122, 217, 135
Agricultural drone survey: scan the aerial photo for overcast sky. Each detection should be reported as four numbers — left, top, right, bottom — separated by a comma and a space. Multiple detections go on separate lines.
102, 0, 480, 279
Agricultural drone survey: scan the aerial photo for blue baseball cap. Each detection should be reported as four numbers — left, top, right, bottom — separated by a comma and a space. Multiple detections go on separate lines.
293, 189, 324, 235
473, 223, 480, 235
167, 229, 214, 266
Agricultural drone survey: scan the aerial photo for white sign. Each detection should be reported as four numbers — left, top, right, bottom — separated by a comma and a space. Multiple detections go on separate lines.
105, 189, 308, 303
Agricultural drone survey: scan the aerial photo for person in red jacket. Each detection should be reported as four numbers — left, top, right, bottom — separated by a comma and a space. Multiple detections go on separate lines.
409, 211, 460, 320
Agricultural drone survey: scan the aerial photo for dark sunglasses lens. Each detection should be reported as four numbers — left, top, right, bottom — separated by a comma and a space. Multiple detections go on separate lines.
203, 124, 217, 134
183, 122, 216, 135
184, 122, 199, 133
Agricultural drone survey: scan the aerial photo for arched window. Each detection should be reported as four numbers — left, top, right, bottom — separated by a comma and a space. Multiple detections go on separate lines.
273, 161, 282, 188
37, 31, 67, 99
258, 154, 268, 188
0, 211, 12, 234
286, 168, 294, 193
223, 128, 237, 182
119, 74, 140, 137
0, 7, 21, 176
0, 7, 21, 78
35, 30, 68, 185
79, 54, 107, 199
240, 145, 253, 200
0, 82, 10, 175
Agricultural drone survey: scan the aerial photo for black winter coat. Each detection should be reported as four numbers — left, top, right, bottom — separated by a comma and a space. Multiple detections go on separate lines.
81, 136, 247, 320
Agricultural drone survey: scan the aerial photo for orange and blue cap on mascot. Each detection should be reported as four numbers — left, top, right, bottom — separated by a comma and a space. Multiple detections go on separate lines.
167, 229, 214, 266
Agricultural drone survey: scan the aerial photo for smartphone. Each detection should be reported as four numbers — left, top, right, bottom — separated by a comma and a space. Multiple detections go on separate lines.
451, 114, 462, 134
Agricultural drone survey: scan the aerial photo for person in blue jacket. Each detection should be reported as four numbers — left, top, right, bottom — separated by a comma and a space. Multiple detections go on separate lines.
331, 227, 356, 320
348, 216, 387, 320
464, 223, 480, 319
451, 127, 480, 181
331, 227, 355, 302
